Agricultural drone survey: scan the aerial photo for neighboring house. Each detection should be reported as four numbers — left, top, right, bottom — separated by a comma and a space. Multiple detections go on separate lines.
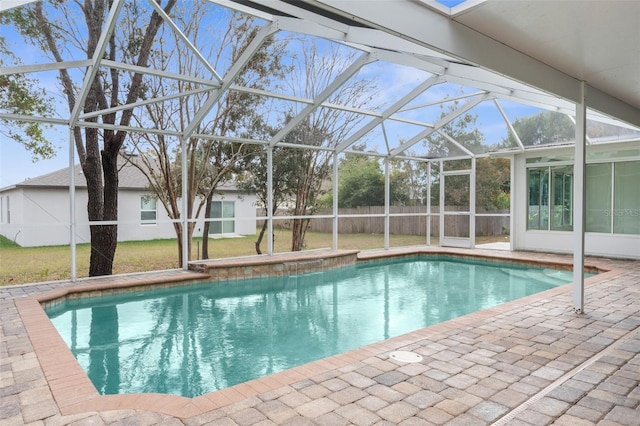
0, 160, 257, 247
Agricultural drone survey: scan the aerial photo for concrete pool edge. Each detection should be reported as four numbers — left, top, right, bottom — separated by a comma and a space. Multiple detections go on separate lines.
15, 248, 624, 419
38, 247, 610, 308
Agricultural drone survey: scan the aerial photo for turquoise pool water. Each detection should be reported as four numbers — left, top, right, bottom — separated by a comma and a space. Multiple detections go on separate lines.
46, 256, 581, 397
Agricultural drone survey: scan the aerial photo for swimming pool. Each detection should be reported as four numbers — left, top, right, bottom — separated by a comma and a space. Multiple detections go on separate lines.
45, 256, 582, 398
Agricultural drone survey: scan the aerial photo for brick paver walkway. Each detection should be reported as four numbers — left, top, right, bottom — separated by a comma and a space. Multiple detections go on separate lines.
1, 249, 639, 425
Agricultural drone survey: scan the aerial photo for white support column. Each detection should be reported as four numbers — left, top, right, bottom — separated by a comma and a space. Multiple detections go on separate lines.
384, 158, 390, 249
573, 82, 587, 313
439, 161, 444, 246
181, 137, 189, 270
509, 155, 515, 251
426, 161, 431, 246
470, 157, 476, 248
332, 153, 339, 250
69, 129, 77, 282
267, 146, 274, 255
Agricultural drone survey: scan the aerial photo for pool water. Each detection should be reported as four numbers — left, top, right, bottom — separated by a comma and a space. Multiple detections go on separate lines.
46, 257, 582, 397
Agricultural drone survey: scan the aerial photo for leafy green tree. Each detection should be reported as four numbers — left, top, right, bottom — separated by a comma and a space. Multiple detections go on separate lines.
4, 0, 177, 276
388, 158, 423, 206
503, 110, 574, 147
429, 157, 511, 211
476, 157, 510, 212
0, 37, 55, 160
425, 99, 486, 158
321, 155, 417, 209
338, 155, 384, 208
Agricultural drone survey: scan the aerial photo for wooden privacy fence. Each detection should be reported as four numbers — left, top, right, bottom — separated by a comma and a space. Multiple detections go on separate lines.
257, 206, 509, 237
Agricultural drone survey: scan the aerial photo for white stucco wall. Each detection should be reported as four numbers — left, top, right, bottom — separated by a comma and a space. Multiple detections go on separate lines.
0, 187, 257, 247
512, 142, 640, 259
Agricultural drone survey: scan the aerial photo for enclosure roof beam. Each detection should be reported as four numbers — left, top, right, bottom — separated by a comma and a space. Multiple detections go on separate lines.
386, 117, 434, 129
277, 16, 456, 79
182, 22, 278, 140
80, 87, 213, 121
399, 91, 485, 113
335, 74, 444, 153
101, 60, 221, 89
229, 83, 438, 130
275, 4, 639, 131
78, 120, 183, 137
443, 74, 572, 112
0, 0, 38, 12
303, 0, 640, 128
373, 49, 446, 76
444, 62, 540, 94
208, 0, 275, 21
274, 16, 348, 41
493, 99, 524, 151
344, 27, 456, 62
0, 113, 68, 126
390, 93, 490, 157
436, 130, 475, 158
147, 0, 222, 82
68, 0, 124, 129
275, 3, 632, 127
269, 51, 376, 147
248, 0, 352, 34
0, 60, 92, 76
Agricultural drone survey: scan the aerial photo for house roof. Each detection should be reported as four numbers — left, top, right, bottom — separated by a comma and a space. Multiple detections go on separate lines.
3, 160, 148, 191
1, 157, 240, 192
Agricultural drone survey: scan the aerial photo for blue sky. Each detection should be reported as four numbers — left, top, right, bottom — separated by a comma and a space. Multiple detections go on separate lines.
1, 129, 69, 188
435, 0, 469, 7
0, 0, 545, 189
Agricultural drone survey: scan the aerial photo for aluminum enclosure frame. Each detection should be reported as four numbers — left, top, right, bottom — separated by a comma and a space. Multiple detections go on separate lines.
2, 0, 639, 314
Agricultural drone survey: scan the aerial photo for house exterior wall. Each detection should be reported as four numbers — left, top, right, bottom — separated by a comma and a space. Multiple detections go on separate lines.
0, 188, 26, 245
512, 142, 640, 259
0, 187, 257, 247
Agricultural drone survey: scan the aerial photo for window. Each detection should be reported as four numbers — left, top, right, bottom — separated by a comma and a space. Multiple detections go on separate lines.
140, 196, 157, 224
613, 161, 640, 235
210, 201, 235, 234
527, 165, 573, 231
527, 168, 549, 230
586, 163, 612, 233
586, 160, 640, 235
551, 166, 573, 231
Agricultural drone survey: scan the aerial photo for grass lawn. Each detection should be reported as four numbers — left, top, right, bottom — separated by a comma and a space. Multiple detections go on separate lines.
0, 231, 507, 286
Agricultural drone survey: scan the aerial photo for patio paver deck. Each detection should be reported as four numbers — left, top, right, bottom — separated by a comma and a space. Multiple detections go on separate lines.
1, 248, 638, 425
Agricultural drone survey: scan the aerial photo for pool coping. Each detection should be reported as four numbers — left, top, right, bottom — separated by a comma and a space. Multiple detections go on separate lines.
14, 247, 622, 419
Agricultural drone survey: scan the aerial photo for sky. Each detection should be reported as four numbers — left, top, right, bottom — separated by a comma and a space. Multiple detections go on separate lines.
1, 130, 70, 189
0, 0, 563, 189
435, 0, 469, 7
0, 75, 533, 189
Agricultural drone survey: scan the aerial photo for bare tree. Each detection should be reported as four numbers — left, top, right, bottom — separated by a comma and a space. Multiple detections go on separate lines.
280, 40, 380, 251
5, 0, 177, 276
125, 2, 287, 264
238, 142, 309, 255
